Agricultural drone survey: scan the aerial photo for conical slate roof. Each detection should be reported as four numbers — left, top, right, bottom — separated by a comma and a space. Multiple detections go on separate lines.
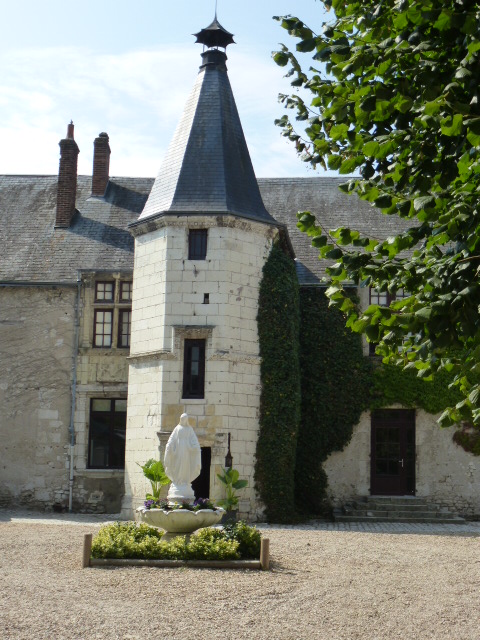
137, 49, 276, 225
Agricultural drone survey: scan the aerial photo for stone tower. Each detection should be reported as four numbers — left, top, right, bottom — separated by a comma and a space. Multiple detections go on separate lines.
122, 18, 283, 519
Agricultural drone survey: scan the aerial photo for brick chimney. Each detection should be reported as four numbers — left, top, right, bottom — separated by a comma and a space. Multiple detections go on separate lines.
92, 132, 110, 196
55, 121, 80, 228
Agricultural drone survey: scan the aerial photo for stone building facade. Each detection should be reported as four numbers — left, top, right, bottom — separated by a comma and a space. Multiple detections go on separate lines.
0, 18, 478, 519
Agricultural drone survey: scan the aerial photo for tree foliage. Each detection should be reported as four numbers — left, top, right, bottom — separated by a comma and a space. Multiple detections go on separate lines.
274, 0, 480, 426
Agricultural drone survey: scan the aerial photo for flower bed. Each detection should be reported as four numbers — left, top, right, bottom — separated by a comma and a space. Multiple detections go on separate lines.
90, 520, 262, 562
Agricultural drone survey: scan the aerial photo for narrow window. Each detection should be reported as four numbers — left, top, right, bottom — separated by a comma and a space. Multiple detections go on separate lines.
188, 229, 208, 260
203, 293, 210, 304
94, 309, 113, 347
183, 339, 206, 399
88, 398, 127, 469
118, 309, 132, 348
95, 281, 114, 302
120, 281, 132, 301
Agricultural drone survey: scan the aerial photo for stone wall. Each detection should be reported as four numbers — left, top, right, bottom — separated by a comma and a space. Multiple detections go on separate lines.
123, 215, 277, 519
324, 408, 480, 518
70, 273, 131, 512
0, 286, 75, 509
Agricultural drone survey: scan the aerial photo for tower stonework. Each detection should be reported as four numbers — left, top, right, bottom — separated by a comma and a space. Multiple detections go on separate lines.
121, 25, 283, 519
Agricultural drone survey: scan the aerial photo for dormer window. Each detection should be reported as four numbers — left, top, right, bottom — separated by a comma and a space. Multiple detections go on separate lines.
188, 229, 208, 260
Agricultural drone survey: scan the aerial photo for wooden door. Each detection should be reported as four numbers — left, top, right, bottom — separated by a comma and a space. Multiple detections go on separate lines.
371, 409, 415, 495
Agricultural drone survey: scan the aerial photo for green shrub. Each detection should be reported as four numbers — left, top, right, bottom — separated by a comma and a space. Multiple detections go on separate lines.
91, 522, 165, 559
222, 520, 261, 559
184, 528, 240, 560
90, 522, 260, 561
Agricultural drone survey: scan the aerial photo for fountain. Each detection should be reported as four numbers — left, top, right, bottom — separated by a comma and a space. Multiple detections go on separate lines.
136, 413, 224, 539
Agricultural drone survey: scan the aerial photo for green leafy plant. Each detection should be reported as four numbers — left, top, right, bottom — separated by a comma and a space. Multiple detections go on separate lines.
222, 520, 261, 559
137, 458, 170, 500
216, 467, 248, 511
274, 1, 480, 426
90, 521, 262, 561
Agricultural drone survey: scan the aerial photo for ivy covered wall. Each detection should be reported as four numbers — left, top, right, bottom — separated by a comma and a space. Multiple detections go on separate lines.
296, 287, 371, 515
256, 250, 474, 521
255, 244, 300, 522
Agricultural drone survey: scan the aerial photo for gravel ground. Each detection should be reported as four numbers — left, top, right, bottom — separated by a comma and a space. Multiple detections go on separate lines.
1, 511, 479, 640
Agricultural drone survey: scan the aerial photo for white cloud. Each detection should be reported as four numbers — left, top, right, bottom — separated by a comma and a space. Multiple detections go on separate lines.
0, 44, 316, 178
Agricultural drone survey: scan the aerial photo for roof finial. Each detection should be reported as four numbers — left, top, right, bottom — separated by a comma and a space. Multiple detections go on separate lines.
193, 10, 235, 50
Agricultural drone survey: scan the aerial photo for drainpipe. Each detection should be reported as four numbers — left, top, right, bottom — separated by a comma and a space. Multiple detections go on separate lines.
68, 273, 82, 512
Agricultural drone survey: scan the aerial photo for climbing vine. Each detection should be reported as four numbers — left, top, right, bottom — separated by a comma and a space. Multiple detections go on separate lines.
257, 276, 477, 521
255, 243, 300, 522
296, 287, 371, 515
296, 288, 472, 516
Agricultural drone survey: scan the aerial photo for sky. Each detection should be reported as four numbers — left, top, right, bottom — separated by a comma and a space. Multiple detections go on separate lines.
0, 0, 330, 178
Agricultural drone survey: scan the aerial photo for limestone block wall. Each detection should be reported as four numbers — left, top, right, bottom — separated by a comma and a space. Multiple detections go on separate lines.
416, 411, 480, 517
323, 411, 371, 505
123, 215, 277, 518
71, 274, 131, 512
324, 408, 480, 517
0, 286, 75, 509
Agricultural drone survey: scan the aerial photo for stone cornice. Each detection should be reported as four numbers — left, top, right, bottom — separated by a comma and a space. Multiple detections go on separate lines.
129, 212, 281, 239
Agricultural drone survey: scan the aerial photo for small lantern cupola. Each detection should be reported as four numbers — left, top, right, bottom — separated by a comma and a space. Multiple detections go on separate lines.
193, 12, 235, 50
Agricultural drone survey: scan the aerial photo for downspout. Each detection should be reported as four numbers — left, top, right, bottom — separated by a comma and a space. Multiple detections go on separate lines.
68, 272, 82, 512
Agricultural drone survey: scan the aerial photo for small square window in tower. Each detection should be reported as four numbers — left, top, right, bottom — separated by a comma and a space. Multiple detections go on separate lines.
183, 339, 206, 399
188, 229, 208, 260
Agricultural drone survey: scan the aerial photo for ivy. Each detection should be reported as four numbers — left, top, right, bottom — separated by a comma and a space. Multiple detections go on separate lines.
255, 243, 301, 522
371, 364, 462, 414
296, 288, 371, 515
294, 288, 474, 515
453, 425, 480, 456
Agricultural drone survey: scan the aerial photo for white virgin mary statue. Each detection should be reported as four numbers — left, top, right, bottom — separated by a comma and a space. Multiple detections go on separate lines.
164, 413, 201, 503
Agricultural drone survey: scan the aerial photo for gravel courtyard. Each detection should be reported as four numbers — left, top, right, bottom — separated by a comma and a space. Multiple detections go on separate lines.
0, 512, 479, 640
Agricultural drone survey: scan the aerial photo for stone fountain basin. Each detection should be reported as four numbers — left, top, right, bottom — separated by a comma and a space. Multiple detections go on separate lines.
136, 507, 225, 534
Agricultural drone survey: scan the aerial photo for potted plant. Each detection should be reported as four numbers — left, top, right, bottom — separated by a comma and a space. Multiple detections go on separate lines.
216, 467, 248, 524
137, 458, 170, 500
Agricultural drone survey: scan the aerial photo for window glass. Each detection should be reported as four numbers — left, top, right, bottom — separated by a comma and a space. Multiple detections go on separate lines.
88, 398, 127, 469
95, 281, 114, 302
120, 282, 132, 301
94, 310, 113, 347
188, 229, 208, 260
118, 310, 132, 348
183, 339, 206, 398
92, 399, 111, 412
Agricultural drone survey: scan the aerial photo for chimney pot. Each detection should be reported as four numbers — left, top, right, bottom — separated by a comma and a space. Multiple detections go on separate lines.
92, 132, 111, 197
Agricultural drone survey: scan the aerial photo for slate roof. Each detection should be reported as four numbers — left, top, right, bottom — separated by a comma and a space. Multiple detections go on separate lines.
138, 49, 276, 227
0, 174, 414, 286
258, 177, 413, 284
0, 175, 149, 284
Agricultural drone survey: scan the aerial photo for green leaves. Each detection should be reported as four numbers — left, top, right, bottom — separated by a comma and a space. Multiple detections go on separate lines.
440, 114, 463, 136
136, 459, 170, 500
275, 0, 480, 424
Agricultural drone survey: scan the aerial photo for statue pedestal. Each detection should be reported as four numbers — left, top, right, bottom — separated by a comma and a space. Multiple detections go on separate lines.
167, 482, 195, 504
